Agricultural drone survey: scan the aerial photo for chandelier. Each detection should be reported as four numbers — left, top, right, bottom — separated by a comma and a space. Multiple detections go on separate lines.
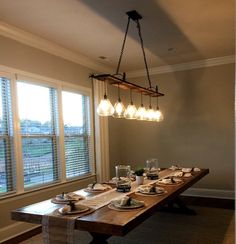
91, 10, 164, 122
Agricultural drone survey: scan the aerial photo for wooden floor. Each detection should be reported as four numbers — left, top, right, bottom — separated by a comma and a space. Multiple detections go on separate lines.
20, 206, 235, 244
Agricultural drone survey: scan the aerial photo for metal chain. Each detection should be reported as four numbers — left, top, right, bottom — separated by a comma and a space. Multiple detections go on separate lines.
115, 17, 131, 75
136, 19, 152, 89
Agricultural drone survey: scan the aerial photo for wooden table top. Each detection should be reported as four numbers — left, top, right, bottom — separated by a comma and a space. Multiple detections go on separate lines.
12, 168, 209, 237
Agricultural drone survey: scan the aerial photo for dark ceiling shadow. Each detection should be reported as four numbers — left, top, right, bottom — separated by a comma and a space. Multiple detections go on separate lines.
79, 0, 204, 67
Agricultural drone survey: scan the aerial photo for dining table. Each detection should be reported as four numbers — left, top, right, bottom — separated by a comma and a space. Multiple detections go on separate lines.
11, 168, 209, 243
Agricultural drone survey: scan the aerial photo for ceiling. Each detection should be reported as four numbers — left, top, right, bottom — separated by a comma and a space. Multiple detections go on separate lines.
0, 0, 234, 72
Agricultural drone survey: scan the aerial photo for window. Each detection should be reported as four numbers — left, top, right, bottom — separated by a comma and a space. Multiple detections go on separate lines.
62, 91, 93, 179
17, 82, 59, 189
0, 69, 94, 197
0, 77, 15, 194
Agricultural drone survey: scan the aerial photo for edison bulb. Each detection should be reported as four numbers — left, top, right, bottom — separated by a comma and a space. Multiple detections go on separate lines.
97, 95, 114, 116
124, 103, 137, 119
135, 105, 147, 120
113, 100, 125, 118
154, 109, 164, 122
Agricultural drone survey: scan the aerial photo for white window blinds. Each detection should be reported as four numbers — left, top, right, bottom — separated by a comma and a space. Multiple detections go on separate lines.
0, 77, 15, 194
17, 82, 60, 189
62, 91, 93, 179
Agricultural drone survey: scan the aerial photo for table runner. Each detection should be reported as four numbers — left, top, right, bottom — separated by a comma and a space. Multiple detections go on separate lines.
78, 168, 174, 210
42, 208, 94, 244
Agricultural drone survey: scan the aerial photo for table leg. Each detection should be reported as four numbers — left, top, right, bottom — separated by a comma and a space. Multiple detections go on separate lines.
89, 232, 111, 244
160, 197, 196, 215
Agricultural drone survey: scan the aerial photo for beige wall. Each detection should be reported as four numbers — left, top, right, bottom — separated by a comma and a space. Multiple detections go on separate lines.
0, 36, 96, 241
0, 35, 94, 88
109, 64, 235, 191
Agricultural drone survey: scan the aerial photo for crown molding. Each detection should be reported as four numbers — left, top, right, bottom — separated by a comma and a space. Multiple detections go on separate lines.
127, 55, 235, 78
0, 21, 113, 73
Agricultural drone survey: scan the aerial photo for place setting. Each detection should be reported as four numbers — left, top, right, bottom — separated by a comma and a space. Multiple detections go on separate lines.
135, 184, 167, 196
156, 176, 183, 186
51, 192, 84, 204
108, 196, 145, 211
169, 165, 201, 178
84, 182, 112, 193
57, 200, 92, 215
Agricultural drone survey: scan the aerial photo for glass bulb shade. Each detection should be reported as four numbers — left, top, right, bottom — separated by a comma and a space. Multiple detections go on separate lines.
135, 105, 147, 120
97, 97, 114, 116
113, 100, 126, 118
154, 109, 164, 122
124, 103, 137, 119
146, 107, 155, 121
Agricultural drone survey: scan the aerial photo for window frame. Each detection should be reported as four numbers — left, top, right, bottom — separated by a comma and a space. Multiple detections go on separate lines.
61, 83, 95, 182
0, 68, 95, 198
17, 81, 60, 189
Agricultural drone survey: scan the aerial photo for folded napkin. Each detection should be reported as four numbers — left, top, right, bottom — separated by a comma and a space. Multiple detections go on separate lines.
111, 196, 145, 209
119, 196, 131, 206
60, 204, 72, 214
182, 168, 192, 173
172, 171, 184, 177
183, 172, 192, 177
193, 167, 201, 172
158, 177, 182, 184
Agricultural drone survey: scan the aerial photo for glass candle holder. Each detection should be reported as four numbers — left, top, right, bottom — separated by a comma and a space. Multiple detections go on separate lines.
145, 158, 159, 180
115, 165, 131, 192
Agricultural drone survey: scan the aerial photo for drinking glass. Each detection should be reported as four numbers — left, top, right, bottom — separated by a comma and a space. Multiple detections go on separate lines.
115, 165, 131, 192
146, 158, 159, 179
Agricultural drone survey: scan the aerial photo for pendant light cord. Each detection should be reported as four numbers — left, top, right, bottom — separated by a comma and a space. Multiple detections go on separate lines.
130, 89, 133, 104
115, 17, 131, 75
136, 20, 152, 89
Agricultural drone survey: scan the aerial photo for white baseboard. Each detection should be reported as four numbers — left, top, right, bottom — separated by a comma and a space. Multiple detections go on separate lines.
182, 187, 235, 200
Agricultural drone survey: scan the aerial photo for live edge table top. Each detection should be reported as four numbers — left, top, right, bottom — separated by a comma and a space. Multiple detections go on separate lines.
12, 169, 209, 237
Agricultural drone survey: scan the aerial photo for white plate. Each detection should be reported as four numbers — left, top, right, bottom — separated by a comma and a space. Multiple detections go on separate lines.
58, 205, 89, 215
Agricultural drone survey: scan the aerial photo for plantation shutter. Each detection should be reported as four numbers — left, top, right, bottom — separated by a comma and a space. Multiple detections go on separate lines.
0, 77, 15, 194
62, 91, 93, 179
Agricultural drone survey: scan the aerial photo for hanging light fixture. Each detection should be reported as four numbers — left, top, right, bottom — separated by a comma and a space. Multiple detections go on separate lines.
96, 83, 114, 116
91, 10, 164, 121
113, 83, 126, 118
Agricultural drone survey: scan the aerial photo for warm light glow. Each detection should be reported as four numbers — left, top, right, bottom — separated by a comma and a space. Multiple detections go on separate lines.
124, 103, 137, 119
135, 105, 147, 120
154, 109, 164, 122
113, 100, 125, 118
97, 95, 114, 116
146, 106, 155, 121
